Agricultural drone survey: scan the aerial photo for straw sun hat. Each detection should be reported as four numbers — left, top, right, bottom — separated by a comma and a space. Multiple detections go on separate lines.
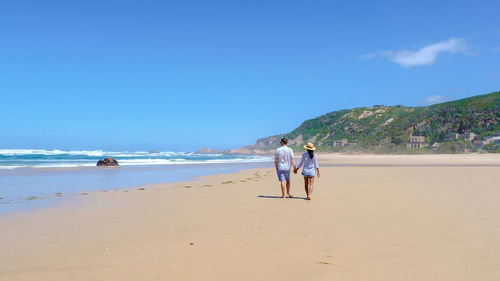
303, 142, 316, 150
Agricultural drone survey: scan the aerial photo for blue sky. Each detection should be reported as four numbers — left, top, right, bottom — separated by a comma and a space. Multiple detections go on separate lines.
1, 0, 499, 151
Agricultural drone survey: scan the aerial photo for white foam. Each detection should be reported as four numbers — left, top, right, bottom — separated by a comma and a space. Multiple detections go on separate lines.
0, 148, 272, 169
0, 166, 18, 170
0, 149, 105, 156
0, 149, 219, 158
0, 156, 272, 169
32, 163, 97, 168
117, 156, 272, 166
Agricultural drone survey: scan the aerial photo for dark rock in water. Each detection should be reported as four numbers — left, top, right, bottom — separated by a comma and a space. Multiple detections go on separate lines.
149, 150, 160, 153
97, 157, 119, 167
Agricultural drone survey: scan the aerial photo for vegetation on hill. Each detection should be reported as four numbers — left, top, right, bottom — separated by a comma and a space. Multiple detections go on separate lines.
235, 91, 500, 154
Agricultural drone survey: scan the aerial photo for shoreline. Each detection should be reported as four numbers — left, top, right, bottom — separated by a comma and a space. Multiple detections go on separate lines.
0, 166, 272, 221
1, 154, 500, 280
1, 152, 498, 170
2, 153, 500, 215
0, 162, 272, 215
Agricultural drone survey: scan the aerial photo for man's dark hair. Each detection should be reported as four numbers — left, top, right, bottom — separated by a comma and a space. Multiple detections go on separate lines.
280, 137, 288, 145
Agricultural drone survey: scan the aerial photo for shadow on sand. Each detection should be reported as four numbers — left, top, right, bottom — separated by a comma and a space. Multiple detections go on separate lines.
257, 195, 307, 200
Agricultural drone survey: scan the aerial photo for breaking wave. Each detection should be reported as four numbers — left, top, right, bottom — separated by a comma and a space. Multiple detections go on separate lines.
0, 149, 271, 169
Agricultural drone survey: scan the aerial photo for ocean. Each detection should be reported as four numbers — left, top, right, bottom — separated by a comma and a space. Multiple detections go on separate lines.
0, 149, 269, 169
0, 149, 272, 214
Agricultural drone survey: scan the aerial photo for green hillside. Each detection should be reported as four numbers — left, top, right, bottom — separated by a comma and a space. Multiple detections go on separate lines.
236, 91, 500, 154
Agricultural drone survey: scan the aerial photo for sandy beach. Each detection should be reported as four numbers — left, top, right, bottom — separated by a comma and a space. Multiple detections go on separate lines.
1, 154, 500, 281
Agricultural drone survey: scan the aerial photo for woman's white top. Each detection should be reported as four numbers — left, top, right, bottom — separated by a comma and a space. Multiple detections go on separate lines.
297, 152, 319, 175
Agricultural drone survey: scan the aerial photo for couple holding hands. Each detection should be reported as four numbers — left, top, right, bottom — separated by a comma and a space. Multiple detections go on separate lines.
274, 137, 320, 200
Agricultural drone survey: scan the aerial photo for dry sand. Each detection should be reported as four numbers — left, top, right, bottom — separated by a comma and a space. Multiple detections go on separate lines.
1, 154, 500, 281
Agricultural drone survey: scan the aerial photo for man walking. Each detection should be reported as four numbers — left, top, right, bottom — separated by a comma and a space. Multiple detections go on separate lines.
274, 137, 296, 198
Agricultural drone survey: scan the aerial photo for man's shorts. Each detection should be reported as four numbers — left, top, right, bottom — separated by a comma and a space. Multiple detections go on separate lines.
277, 170, 291, 182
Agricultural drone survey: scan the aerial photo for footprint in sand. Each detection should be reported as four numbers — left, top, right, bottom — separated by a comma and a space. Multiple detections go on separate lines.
318, 261, 341, 268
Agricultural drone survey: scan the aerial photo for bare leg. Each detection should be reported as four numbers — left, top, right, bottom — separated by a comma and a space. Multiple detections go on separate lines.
304, 177, 310, 199
286, 180, 293, 197
280, 181, 286, 198
308, 176, 315, 199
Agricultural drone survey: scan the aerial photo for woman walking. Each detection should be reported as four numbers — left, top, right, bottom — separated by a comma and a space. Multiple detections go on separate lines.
294, 142, 320, 200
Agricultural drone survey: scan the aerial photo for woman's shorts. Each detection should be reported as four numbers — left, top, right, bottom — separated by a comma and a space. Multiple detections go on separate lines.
302, 169, 316, 177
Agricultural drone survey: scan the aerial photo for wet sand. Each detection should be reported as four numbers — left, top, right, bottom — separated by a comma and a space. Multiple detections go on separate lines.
1, 154, 499, 281
0, 162, 270, 213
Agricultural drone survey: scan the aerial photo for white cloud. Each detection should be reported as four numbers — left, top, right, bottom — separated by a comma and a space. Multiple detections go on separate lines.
421, 95, 450, 105
362, 38, 468, 68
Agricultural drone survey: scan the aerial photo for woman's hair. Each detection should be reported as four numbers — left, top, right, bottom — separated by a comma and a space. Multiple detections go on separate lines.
307, 149, 314, 159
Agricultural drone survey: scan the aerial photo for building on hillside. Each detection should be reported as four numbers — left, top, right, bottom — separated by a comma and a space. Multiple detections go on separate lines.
460, 132, 477, 141
486, 136, 500, 145
473, 140, 491, 147
407, 135, 425, 148
332, 139, 348, 147
450, 131, 477, 142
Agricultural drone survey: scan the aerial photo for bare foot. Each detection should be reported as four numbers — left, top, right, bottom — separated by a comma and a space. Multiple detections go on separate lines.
307, 196, 311, 200
287, 194, 293, 198
280, 195, 285, 199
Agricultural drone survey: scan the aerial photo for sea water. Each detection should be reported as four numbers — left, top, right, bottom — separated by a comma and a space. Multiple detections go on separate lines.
0, 149, 269, 169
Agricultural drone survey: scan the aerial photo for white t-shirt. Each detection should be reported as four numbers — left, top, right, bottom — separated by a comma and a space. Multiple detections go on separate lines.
275, 146, 294, 171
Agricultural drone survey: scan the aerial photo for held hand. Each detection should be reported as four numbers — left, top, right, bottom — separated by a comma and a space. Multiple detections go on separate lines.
317, 173, 320, 178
